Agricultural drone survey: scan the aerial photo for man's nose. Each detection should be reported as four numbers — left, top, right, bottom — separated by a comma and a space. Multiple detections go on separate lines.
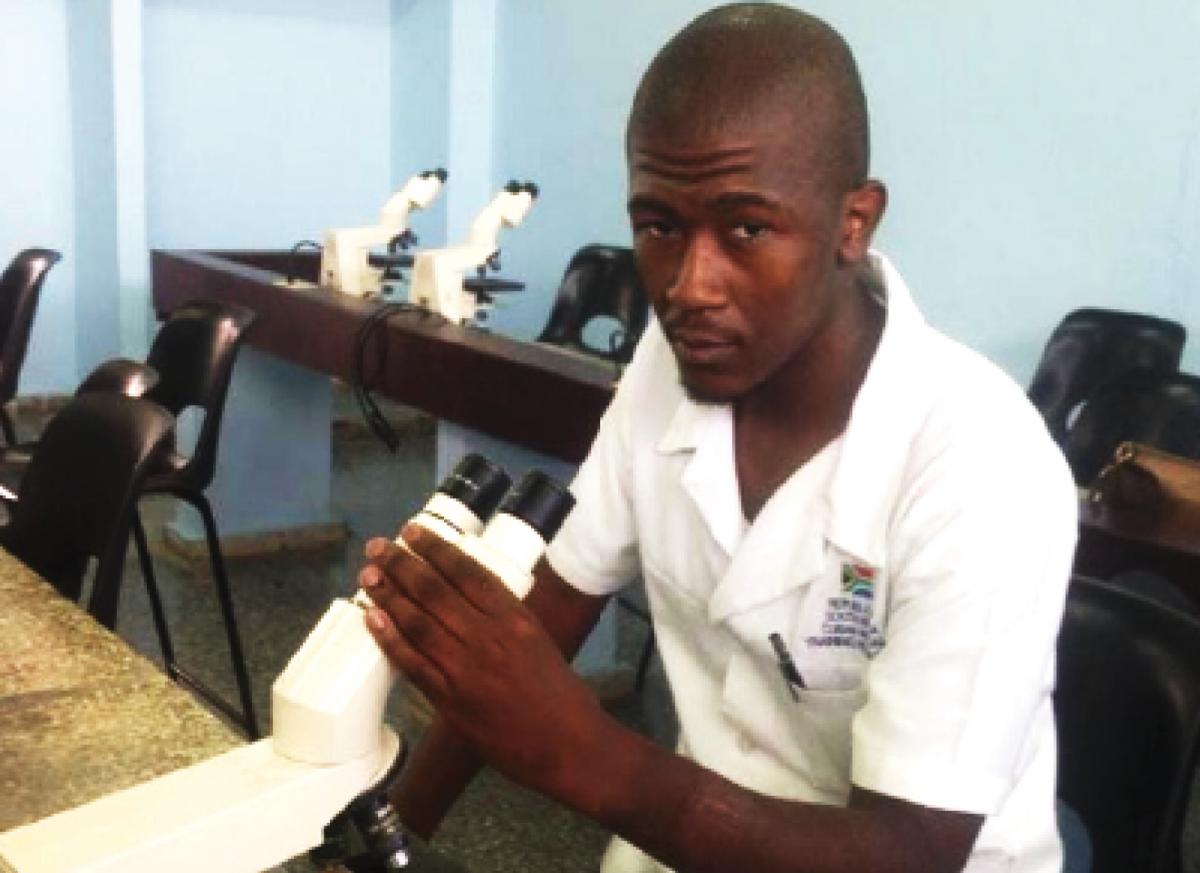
666, 234, 726, 310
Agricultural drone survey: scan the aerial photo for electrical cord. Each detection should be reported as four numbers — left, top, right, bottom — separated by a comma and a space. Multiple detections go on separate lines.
286, 240, 322, 285
351, 301, 444, 453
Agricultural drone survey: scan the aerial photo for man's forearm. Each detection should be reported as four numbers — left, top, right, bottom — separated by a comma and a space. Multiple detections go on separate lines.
541, 713, 979, 873
384, 556, 609, 839
389, 715, 483, 839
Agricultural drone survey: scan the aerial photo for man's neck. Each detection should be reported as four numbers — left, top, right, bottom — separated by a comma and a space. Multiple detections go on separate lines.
733, 268, 885, 520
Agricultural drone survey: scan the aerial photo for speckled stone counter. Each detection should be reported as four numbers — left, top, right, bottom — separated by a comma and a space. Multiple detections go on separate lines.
0, 548, 242, 831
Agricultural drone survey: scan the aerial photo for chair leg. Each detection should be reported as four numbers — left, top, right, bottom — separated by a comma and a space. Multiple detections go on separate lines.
190, 492, 261, 740
0, 406, 16, 447
131, 508, 177, 671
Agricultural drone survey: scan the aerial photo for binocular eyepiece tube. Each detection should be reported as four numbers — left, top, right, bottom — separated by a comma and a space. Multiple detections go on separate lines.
406, 453, 575, 598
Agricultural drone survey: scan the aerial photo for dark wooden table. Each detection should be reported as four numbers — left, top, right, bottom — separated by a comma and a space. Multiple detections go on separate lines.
151, 250, 616, 464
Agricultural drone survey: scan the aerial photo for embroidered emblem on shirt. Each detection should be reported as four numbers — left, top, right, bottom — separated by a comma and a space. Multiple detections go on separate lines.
807, 562, 886, 656
840, 562, 876, 597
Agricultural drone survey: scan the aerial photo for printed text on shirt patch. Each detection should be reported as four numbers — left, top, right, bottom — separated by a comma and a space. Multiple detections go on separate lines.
807, 562, 885, 656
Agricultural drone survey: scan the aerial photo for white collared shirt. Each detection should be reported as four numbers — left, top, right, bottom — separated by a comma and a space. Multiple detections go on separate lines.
546, 252, 1078, 873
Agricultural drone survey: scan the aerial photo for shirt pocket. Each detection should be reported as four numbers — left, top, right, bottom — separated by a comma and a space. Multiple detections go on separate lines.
720, 647, 867, 797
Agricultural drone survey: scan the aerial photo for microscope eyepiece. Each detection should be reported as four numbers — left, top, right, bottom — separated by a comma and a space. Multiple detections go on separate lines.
522, 181, 540, 199
424, 167, 449, 182
504, 179, 523, 194
499, 471, 575, 542
436, 453, 512, 520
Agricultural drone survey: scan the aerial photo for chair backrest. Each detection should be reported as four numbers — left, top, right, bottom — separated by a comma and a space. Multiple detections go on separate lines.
142, 299, 256, 490
75, 358, 159, 398
536, 245, 649, 364
0, 248, 61, 404
0, 393, 174, 626
1062, 369, 1200, 485
1055, 576, 1200, 873
1028, 308, 1186, 445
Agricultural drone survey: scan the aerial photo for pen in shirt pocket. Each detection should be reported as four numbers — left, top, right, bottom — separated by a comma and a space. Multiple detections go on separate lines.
769, 632, 806, 700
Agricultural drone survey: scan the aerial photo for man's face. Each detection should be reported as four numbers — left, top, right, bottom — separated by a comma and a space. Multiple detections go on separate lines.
626, 113, 851, 403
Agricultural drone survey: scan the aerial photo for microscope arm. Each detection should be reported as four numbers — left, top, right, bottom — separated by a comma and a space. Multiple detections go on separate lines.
321, 168, 447, 297
409, 180, 539, 324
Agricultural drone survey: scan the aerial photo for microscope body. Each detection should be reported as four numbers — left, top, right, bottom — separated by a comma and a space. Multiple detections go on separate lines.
409, 181, 538, 324
0, 455, 572, 873
320, 169, 446, 298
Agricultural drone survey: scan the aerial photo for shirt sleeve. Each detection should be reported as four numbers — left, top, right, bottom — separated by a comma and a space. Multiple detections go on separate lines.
850, 412, 1079, 814
544, 322, 666, 596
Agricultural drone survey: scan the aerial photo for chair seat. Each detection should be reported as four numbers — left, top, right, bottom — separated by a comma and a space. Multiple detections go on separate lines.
140, 448, 207, 497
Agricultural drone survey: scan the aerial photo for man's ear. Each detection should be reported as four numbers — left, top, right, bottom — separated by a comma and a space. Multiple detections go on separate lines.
838, 180, 887, 264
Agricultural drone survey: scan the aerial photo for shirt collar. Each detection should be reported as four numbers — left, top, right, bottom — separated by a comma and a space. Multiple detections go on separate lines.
651, 251, 934, 568
825, 251, 934, 567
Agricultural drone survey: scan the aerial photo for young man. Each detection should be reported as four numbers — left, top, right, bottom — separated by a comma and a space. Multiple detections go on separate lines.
359, 5, 1077, 872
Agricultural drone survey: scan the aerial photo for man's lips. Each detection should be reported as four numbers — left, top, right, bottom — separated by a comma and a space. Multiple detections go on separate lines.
667, 327, 739, 365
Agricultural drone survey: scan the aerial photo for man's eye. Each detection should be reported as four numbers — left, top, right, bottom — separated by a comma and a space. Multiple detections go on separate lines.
731, 222, 770, 241
634, 221, 675, 240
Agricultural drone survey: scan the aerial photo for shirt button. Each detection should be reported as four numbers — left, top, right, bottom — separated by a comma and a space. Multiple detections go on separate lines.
736, 732, 755, 753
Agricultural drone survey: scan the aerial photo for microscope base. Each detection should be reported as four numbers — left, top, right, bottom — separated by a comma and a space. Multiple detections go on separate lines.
0, 729, 401, 873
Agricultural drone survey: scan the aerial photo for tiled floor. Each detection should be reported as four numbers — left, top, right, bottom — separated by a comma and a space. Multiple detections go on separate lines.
74, 391, 676, 873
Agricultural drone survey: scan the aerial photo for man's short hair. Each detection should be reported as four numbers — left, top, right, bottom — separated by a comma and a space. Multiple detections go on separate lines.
627, 3, 870, 193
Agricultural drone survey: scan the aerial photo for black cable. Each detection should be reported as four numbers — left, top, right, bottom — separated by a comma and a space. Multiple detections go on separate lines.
286, 240, 322, 285
351, 301, 444, 452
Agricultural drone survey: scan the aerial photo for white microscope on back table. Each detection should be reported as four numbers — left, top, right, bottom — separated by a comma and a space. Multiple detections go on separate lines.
409, 180, 539, 325
0, 455, 575, 873
320, 168, 448, 299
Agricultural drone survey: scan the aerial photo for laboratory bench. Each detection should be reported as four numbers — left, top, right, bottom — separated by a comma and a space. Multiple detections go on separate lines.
0, 546, 470, 872
150, 249, 616, 465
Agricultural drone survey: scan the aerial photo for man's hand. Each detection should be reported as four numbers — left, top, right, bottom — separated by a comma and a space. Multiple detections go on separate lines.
359, 524, 613, 798
360, 528, 983, 873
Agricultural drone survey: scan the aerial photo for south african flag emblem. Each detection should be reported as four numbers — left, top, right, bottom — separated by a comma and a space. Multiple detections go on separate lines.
841, 562, 876, 597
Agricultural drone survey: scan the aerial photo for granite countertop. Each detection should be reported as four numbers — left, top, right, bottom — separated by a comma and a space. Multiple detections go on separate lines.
0, 548, 242, 831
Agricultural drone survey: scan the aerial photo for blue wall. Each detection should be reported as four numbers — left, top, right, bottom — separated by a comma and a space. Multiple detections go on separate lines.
66, 1, 122, 374
0, 0, 77, 392
4, 1, 1199, 391
491, 0, 1200, 382
391, 0, 452, 248
143, 0, 392, 249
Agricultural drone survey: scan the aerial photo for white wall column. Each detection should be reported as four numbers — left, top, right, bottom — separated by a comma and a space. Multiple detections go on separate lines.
112, 0, 151, 359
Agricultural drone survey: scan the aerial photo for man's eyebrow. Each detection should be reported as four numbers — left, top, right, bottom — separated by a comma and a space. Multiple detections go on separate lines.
626, 193, 675, 214
708, 191, 785, 211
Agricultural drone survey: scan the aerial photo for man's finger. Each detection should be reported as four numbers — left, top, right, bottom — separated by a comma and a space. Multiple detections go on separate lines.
400, 522, 524, 615
363, 605, 450, 704
362, 539, 478, 642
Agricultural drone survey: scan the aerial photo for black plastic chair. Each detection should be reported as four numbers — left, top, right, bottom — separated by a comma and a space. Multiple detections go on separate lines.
1062, 370, 1200, 486
0, 393, 174, 627
1028, 308, 1186, 447
536, 245, 649, 365
1055, 576, 1200, 873
0, 248, 61, 446
130, 299, 260, 737
0, 359, 160, 506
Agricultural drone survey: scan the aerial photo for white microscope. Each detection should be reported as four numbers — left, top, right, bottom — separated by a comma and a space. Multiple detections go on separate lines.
320, 168, 448, 298
408, 180, 539, 325
0, 455, 574, 873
